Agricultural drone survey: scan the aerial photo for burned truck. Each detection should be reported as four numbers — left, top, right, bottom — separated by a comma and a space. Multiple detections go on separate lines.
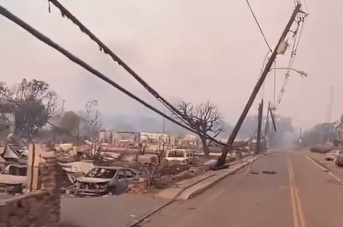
72, 166, 140, 197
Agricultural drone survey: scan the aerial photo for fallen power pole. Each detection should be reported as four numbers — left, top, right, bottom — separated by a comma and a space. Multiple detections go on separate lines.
215, 4, 303, 167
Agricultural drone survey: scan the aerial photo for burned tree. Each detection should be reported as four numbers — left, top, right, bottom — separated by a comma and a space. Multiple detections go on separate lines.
57, 111, 81, 137
0, 79, 60, 137
80, 99, 102, 139
175, 101, 224, 156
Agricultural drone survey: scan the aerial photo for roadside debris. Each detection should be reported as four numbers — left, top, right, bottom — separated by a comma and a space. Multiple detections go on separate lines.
0, 137, 213, 197
0, 133, 252, 198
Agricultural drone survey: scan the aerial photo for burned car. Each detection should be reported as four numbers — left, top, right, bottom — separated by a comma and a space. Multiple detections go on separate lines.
0, 163, 27, 194
72, 166, 140, 196
334, 155, 343, 167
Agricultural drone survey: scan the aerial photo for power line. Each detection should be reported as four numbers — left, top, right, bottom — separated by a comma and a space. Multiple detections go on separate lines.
44, 0, 225, 146
0, 4, 227, 146
274, 12, 307, 110
45, 1, 190, 127
244, 0, 272, 52
273, 60, 277, 107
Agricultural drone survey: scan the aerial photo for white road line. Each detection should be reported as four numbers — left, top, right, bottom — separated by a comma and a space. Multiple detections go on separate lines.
305, 155, 328, 172
306, 155, 343, 185
328, 171, 343, 184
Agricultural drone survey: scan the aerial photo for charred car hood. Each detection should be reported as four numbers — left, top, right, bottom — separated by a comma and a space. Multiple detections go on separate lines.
75, 177, 111, 184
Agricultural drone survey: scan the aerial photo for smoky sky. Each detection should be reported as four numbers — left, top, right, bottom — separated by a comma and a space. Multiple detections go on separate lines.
1, 0, 342, 129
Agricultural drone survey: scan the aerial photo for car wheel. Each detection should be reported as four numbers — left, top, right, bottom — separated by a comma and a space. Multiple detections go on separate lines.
106, 186, 117, 196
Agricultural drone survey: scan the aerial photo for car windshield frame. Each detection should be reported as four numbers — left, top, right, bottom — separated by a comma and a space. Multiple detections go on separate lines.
167, 150, 186, 158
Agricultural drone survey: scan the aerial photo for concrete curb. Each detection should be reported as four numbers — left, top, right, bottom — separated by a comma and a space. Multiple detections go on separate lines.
186, 162, 250, 199
154, 156, 251, 200
127, 154, 263, 227
185, 155, 262, 200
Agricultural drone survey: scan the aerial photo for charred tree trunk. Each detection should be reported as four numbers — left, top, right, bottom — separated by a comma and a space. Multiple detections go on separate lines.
201, 137, 210, 156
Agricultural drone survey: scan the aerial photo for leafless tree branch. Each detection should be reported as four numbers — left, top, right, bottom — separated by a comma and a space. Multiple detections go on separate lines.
81, 99, 102, 138
173, 101, 224, 155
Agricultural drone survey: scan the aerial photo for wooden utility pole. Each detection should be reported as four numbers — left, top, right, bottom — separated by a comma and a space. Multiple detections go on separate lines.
215, 4, 303, 167
263, 101, 271, 150
263, 101, 271, 137
256, 100, 264, 154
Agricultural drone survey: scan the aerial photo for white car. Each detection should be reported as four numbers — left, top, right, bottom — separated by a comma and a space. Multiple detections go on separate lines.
325, 150, 343, 161
165, 149, 199, 165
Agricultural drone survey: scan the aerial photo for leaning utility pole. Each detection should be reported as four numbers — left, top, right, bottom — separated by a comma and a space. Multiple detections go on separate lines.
256, 100, 264, 154
263, 101, 271, 137
215, 4, 303, 167
263, 101, 271, 149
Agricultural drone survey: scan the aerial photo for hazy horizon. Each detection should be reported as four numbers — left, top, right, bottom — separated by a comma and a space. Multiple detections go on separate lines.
1, 0, 341, 130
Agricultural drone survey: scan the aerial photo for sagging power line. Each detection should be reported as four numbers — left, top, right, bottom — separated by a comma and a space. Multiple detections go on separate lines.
0, 4, 230, 147
44, 0, 226, 147
273, 10, 307, 111
244, 0, 272, 52
214, 3, 305, 168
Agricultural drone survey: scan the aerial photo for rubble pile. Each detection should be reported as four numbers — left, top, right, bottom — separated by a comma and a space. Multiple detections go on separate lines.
0, 137, 211, 197
154, 165, 208, 189
127, 179, 149, 194
127, 164, 209, 194
156, 163, 191, 176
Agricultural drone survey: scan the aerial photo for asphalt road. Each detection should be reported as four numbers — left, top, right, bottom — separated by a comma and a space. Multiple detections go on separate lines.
61, 194, 166, 227
59, 156, 246, 227
307, 152, 343, 182
138, 151, 343, 227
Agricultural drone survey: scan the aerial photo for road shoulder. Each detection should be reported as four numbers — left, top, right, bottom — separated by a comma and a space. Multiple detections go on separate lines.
154, 156, 260, 200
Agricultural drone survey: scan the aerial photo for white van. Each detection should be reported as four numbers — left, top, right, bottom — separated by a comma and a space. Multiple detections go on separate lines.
165, 149, 199, 165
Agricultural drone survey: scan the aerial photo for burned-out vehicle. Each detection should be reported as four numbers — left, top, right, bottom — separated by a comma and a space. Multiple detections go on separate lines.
72, 166, 140, 196
0, 163, 27, 194
165, 149, 199, 165
334, 154, 343, 167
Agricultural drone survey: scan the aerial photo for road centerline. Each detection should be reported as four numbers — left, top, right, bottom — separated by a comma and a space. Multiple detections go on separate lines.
288, 157, 307, 227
